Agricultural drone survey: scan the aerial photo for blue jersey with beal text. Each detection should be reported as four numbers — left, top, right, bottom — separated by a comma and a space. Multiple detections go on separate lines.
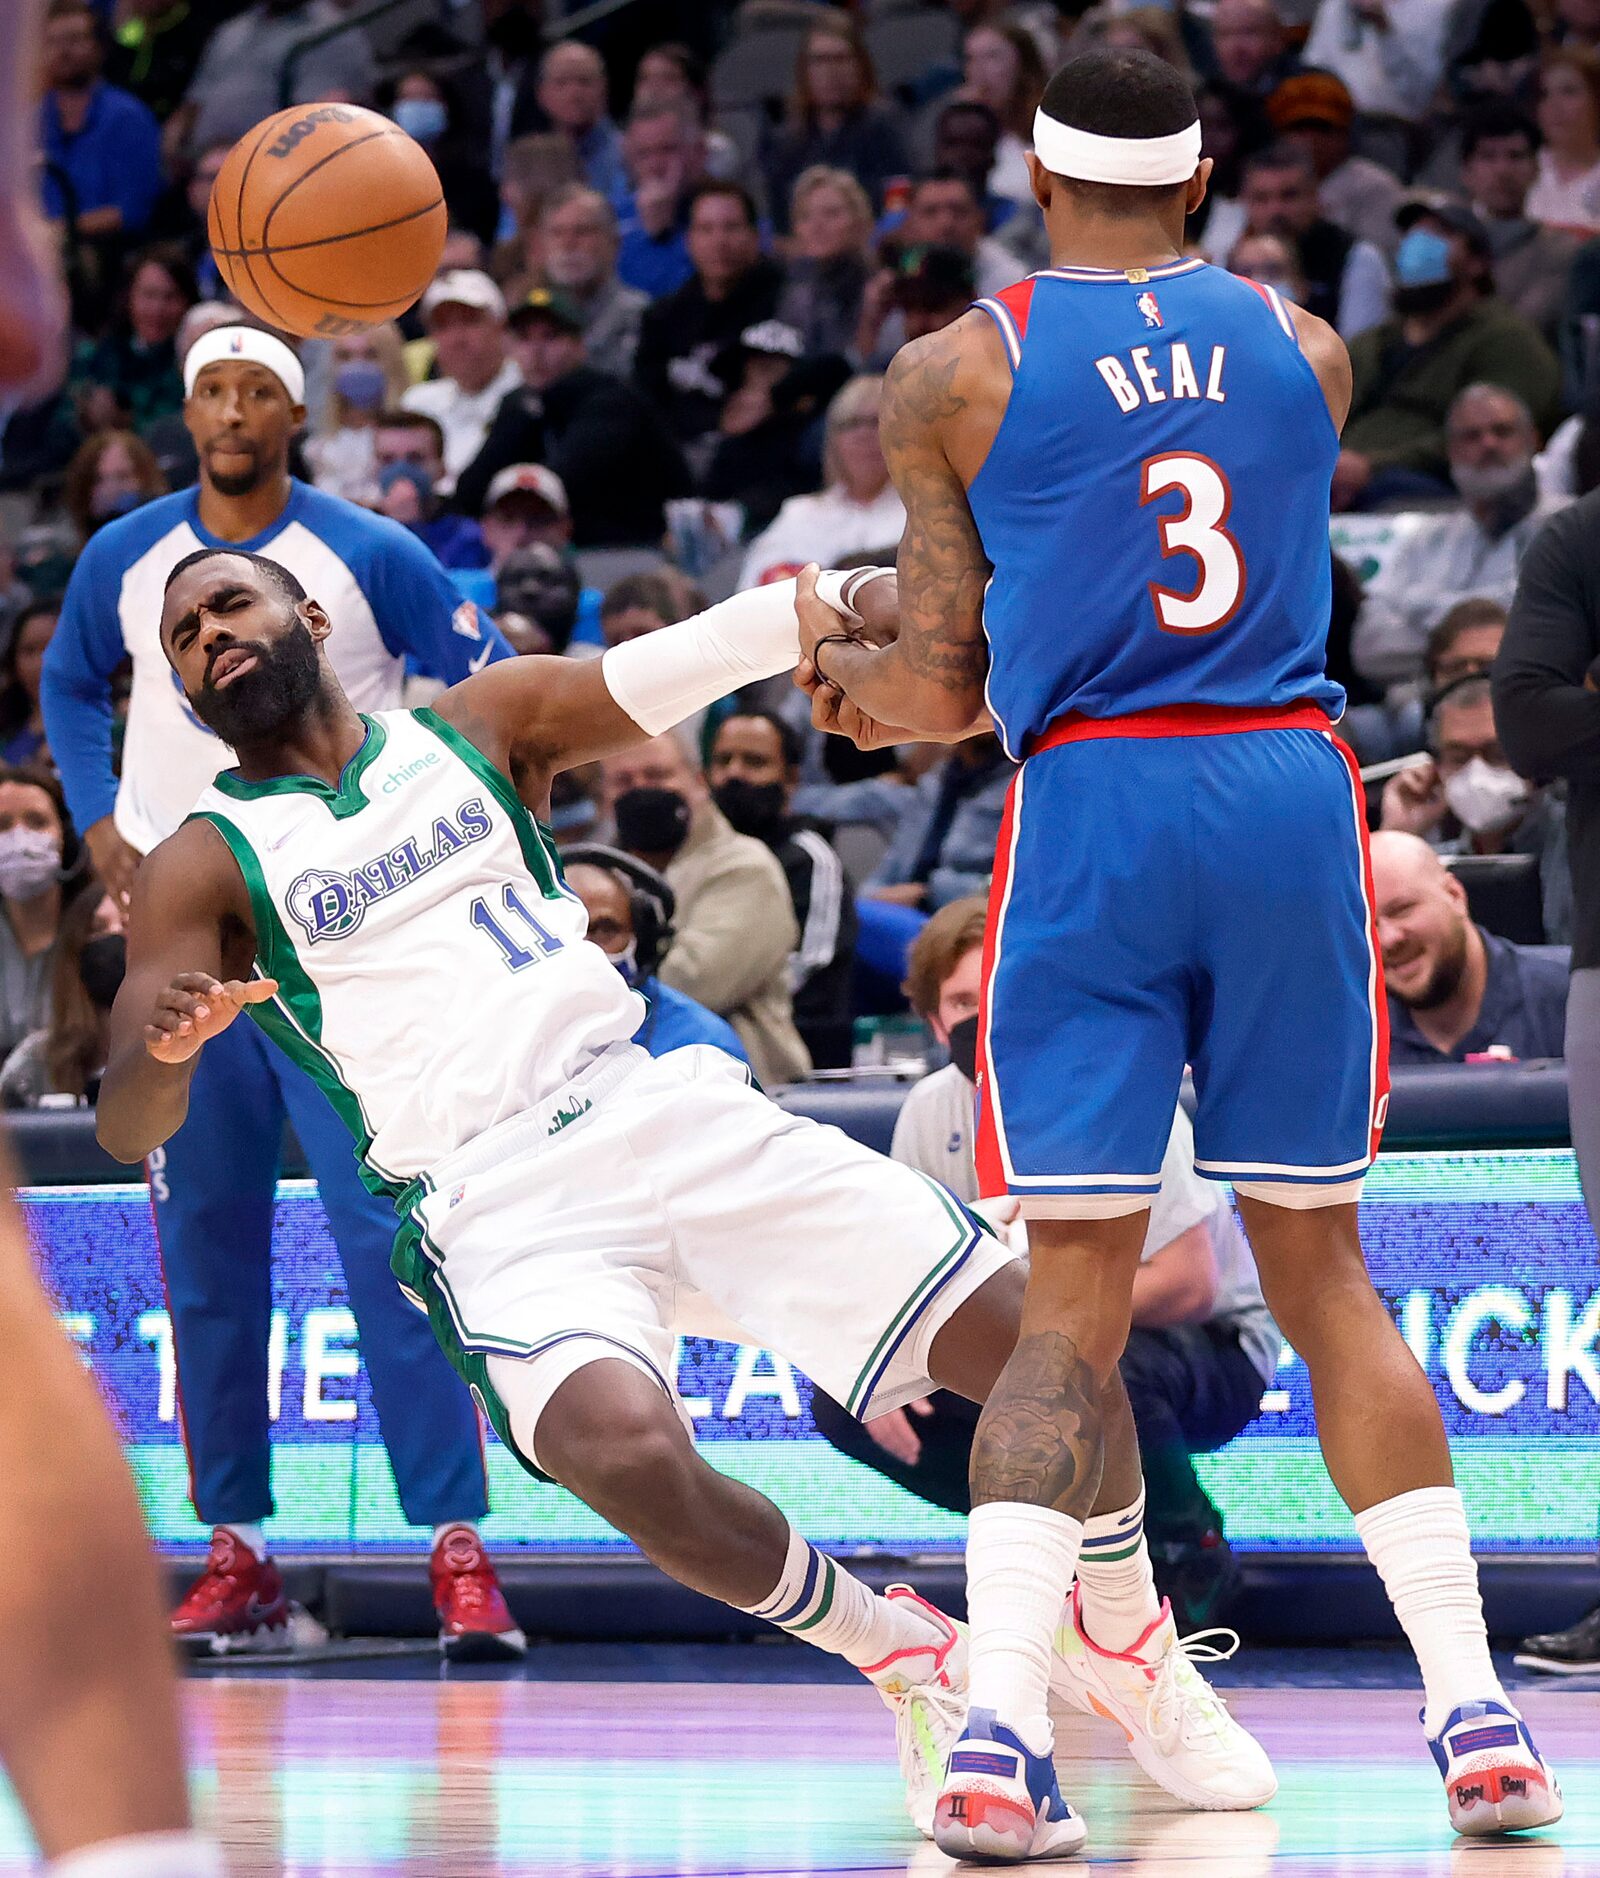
968, 259, 1343, 758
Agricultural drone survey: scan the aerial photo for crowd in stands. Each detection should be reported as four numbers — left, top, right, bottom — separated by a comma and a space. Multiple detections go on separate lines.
5, 0, 1597, 1114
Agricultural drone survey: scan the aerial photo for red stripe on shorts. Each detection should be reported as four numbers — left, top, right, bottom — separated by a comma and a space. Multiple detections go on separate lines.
974, 768, 1023, 1197
1028, 699, 1331, 755
1330, 730, 1392, 1157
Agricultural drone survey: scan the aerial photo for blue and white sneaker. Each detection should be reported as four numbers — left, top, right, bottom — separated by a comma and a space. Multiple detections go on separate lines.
933, 1706, 1087, 1862
1426, 1700, 1563, 1836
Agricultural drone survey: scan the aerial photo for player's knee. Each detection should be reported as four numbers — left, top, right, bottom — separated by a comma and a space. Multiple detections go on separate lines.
537, 1385, 695, 1526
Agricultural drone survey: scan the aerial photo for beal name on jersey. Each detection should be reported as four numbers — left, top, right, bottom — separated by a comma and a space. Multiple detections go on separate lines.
1093, 341, 1227, 414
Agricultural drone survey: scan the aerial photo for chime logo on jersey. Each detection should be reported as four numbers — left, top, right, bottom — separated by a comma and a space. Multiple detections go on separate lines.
1137, 290, 1162, 328
286, 797, 493, 942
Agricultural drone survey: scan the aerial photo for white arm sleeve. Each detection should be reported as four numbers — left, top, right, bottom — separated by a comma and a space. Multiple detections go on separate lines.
599, 567, 895, 738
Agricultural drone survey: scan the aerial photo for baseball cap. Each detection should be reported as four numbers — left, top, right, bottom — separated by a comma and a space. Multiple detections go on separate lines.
421, 269, 507, 323
1267, 72, 1354, 132
183, 325, 305, 404
509, 287, 585, 333
1395, 195, 1492, 255
484, 463, 570, 515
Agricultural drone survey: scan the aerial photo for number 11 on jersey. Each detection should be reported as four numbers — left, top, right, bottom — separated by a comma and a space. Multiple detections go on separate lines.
470, 885, 565, 971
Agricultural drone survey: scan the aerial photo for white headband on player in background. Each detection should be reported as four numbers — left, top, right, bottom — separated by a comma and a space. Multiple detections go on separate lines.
1031, 108, 1202, 186
183, 326, 306, 405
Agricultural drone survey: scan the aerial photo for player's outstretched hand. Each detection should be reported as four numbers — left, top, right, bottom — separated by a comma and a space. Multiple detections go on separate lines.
144, 974, 279, 1064
866, 1398, 935, 1466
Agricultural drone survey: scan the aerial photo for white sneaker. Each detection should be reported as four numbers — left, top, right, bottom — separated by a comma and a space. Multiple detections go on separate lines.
865, 1584, 968, 1838
1051, 1583, 1277, 1811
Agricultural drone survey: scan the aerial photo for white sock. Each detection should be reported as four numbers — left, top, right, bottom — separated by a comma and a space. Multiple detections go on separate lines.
219, 1522, 266, 1561
432, 1522, 478, 1548
1354, 1486, 1508, 1733
1077, 1488, 1162, 1653
965, 1502, 1084, 1751
47, 1830, 224, 1877
741, 1524, 943, 1675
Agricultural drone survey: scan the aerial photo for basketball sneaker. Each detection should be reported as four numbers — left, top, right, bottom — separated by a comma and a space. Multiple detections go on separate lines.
431, 1524, 526, 1662
862, 1584, 967, 1837
1050, 1583, 1276, 1810
170, 1527, 288, 1654
933, 1706, 1087, 1862
1426, 1700, 1563, 1835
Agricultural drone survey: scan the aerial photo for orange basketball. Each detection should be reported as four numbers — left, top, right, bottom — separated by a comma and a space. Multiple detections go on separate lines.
208, 103, 446, 340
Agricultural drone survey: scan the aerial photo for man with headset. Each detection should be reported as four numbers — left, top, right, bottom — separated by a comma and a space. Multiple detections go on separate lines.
563, 846, 751, 1065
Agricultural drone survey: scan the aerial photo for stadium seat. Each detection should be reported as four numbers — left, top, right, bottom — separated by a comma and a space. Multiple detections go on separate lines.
1441, 851, 1546, 945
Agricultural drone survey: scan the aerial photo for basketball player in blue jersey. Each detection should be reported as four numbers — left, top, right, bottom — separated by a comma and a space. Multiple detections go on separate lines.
100, 545, 1281, 1846
42, 326, 528, 1658
795, 48, 1562, 1855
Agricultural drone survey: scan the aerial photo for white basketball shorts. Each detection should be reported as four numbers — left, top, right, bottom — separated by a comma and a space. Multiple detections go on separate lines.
392, 1043, 1017, 1475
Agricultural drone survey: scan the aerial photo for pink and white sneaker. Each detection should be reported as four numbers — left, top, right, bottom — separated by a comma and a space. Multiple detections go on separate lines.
863, 1584, 968, 1838
1051, 1583, 1276, 1810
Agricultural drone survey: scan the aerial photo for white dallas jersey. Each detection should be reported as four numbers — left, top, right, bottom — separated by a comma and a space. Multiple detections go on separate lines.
190, 708, 641, 1189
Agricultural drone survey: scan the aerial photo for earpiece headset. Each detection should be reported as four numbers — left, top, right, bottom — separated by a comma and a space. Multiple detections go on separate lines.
563, 843, 677, 980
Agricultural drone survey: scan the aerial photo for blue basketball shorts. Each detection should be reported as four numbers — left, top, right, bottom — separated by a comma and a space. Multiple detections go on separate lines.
974, 704, 1389, 1217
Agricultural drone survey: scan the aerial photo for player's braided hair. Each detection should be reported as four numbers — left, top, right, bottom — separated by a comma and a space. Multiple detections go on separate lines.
1037, 48, 1199, 220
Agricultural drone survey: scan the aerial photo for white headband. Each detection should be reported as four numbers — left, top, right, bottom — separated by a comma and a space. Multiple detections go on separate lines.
1031, 108, 1202, 186
183, 326, 305, 405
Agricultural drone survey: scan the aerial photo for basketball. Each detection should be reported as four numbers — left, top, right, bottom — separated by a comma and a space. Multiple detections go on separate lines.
207, 103, 446, 340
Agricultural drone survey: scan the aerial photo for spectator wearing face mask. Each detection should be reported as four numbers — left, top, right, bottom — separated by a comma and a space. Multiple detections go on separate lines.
61, 431, 165, 547
381, 69, 499, 251
600, 732, 810, 1087
1337, 202, 1563, 510
0, 603, 61, 771
371, 410, 487, 571
1382, 676, 1572, 943
1371, 831, 1568, 1064
0, 767, 78, 1065
444, 464, 603, 652
706, 711, 859, 1071
0, 886, 125, 1108
304, 325, 409, 507
1352, 385, 1568, 691
563, 845, 749, 1064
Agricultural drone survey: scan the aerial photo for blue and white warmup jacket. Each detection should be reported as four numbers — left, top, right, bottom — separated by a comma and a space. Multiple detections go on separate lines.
43, 479, 514, 852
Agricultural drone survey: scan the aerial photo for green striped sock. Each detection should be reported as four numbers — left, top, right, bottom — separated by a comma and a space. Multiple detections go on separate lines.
744, 1524, 935, 1668
1077, 1489, 1162, 1653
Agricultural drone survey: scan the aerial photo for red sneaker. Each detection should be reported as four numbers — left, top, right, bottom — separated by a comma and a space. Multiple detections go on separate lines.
171, 1528, 289, 1655
431, 1524, 526, 1662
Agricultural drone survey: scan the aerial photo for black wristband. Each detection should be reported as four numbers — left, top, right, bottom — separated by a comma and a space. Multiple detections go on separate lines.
812, 632, 861, 686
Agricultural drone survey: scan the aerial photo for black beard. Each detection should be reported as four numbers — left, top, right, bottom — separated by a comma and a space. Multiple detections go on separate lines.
205, 458, 265, 498
1401, 925, 1470, 1012
192, 626, 322, 745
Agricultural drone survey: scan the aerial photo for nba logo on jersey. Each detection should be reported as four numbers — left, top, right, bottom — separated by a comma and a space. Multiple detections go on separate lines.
1137, 290, 1162, 328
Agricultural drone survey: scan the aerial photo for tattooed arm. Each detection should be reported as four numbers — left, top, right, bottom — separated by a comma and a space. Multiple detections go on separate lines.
801, 314, 1002, 736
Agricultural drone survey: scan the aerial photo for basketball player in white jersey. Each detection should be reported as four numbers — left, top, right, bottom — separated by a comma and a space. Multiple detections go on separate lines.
99, 546, 1274, 1840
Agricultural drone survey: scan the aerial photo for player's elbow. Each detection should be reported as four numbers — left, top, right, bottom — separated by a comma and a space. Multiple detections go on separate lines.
95, 1109, 150, 1164
915, 685, 986, 737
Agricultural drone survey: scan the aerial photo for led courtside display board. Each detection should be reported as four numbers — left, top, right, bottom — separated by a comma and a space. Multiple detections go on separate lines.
26, 1150, 1600, 1555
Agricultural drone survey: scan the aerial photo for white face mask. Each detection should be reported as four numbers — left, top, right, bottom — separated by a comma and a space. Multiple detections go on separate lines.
1444, 755, 1530, 835
0, 827, 61, 901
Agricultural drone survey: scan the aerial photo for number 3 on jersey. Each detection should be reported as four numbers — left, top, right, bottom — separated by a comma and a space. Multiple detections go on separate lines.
1140, 451, 1246, 635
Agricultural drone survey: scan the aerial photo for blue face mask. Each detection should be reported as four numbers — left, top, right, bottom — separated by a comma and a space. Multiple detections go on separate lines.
393, 97, 447, 145
335, 359, 388, 411
1394, 227, 1453, 288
